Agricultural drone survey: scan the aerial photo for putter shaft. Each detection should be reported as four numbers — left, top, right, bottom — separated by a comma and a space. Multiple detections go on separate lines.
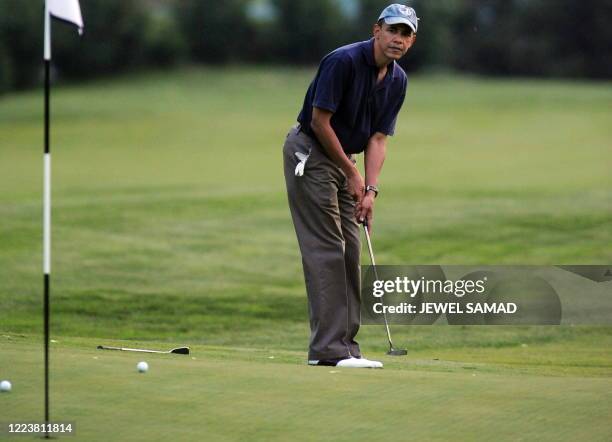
363, 221, 407, 356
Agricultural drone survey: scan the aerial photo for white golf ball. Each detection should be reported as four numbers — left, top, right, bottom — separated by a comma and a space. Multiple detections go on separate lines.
137, 361, 149, 373
0, 380, 11, 392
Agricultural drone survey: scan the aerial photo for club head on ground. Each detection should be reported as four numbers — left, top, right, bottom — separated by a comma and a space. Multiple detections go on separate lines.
170, 347, 190, 355
387, 348, 408, 356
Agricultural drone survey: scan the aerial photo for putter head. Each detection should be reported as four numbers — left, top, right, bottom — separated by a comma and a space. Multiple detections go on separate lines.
170, 347, 190, 355
387, 348, 408, 356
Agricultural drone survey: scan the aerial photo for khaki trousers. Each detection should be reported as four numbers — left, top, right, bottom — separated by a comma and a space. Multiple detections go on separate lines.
283, 125, 361, 360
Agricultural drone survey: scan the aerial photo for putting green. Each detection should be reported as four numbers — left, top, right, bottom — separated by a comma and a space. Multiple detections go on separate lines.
1, 335, 611, 441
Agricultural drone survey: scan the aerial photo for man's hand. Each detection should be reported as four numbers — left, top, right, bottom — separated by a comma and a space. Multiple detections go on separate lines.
356, 193, 374, 232
346, 169, 365, 203
311, 108, 360, 193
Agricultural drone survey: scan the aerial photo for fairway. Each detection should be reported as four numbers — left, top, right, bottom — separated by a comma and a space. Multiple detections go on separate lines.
1, 68, 611, 440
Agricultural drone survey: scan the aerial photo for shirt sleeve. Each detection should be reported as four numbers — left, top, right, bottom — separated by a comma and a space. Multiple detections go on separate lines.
375, 80, 407, 136
312, 55, 351, 113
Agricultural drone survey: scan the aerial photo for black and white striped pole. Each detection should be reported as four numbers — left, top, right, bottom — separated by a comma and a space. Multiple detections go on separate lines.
43, 3, 52, 434
43, 1, 83, 437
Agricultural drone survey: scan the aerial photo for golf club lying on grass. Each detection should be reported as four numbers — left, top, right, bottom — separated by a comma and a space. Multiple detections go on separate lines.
362, 219, 408, 356
97, 345, 190, 355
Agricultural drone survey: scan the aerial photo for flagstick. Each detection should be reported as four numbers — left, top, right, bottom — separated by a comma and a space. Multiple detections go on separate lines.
42, 1, 82, 437
43, 61, 51, 437
43, 4, 51, 438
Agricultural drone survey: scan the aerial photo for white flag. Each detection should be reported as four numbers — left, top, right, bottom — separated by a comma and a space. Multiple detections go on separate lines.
44, 0, 84, 60
47, 0, 84, 31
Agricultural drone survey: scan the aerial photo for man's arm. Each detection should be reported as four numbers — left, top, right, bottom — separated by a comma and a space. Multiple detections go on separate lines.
311, 107, 364, 202
357, 132, 387, 230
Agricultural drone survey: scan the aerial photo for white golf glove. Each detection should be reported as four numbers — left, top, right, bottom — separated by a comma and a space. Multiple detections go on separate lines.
294, 151, 310, 177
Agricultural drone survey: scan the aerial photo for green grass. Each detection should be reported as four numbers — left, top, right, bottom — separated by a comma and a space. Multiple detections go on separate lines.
0, 67, 611, 440
1, 334, 611, 441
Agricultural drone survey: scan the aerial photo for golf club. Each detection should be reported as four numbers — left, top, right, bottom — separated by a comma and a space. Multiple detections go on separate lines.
362, 219, 408, 356
97, 345, 190, 355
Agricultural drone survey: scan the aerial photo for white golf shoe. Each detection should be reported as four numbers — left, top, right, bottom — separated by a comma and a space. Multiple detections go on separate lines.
308, 357, 383, 369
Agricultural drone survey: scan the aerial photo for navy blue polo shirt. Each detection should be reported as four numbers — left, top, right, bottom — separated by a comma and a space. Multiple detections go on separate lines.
297, 38, 407, 154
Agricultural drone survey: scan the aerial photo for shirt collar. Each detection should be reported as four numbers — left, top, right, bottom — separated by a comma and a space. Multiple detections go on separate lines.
363, 38, 377, 67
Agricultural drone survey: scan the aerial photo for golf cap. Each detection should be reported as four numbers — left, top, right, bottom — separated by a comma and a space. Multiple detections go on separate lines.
378, 4, 419, 34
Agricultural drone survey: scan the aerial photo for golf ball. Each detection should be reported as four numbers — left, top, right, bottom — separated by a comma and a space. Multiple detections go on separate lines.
0, 380, 11, 392
137, 361, 149, 373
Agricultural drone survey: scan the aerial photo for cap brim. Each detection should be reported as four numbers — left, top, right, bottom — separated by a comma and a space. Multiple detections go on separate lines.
383, 17, 417, 33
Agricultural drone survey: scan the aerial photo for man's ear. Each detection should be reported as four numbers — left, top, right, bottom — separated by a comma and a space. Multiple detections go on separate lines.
408, 34, 417, 48
373, 23, 382, 39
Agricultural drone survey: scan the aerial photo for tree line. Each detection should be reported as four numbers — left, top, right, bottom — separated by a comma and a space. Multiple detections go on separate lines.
1, 0, 610, 93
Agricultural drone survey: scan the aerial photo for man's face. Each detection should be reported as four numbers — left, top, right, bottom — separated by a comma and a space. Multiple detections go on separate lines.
373, 22, 416, 61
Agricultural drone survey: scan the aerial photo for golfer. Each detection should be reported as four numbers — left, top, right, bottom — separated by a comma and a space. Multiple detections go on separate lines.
283, 4, 418, 368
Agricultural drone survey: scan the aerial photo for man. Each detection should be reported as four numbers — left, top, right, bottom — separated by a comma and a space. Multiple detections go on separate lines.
283, 4, 418, 368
